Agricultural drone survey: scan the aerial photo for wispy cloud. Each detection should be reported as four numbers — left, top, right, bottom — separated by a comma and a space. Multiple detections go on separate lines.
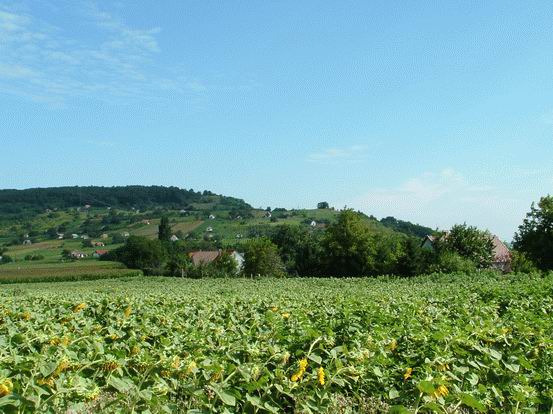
308, 145, 369, 163
349, 168, 526, 240
0, 2, 203, 104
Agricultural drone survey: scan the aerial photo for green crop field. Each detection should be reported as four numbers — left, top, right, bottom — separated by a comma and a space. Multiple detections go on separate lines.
0, 273, 552, 413
0, 261, 140, 284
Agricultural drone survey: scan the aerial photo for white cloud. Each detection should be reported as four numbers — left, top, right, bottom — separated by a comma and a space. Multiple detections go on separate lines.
349, 168, 527, 240
0, 2, 203, 104
308, 145, 369, 162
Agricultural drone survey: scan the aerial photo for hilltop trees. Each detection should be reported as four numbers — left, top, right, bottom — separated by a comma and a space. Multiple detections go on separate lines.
514, 195, 553, 270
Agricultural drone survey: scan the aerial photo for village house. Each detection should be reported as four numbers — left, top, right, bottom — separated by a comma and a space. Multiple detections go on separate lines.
206, 226, 213, 232
93, 250, 108, 258
209, 214, 216, 220
70, 251, 87, 259
93, 241, 105, 247
421, 233, 512, 272
170, 235, 179, 242
22, 239, 32, 245
72, 233, 79, 239
188, 250, 245, 271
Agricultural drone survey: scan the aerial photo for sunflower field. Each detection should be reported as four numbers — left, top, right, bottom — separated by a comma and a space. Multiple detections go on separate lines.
0, 272, 552, 413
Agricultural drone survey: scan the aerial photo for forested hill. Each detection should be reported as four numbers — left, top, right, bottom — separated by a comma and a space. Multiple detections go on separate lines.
0, 186, 252, 218
379, 216, 434, 238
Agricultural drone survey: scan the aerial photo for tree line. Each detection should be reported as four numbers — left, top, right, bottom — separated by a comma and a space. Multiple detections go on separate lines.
106, 194, 552, 277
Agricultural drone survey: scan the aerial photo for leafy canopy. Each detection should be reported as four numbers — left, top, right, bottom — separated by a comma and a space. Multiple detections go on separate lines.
513, 195, 553, 270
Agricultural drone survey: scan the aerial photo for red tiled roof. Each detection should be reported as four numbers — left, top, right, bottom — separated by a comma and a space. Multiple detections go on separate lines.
491, 235, 511, 262
95, 250, 108, 255
188, 251, 221, 266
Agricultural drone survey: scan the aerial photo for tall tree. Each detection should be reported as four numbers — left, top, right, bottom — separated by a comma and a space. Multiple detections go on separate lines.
158, 216, 171, 241
436, 224, 494, 268
243, 237, 286, 277
321, 209, 377, 276
271, 224, 323, 275
514, 196, 553, 270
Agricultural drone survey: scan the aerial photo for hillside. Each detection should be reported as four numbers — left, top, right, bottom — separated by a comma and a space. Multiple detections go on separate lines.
0, 185, 252, 220
0, 186, 434, 267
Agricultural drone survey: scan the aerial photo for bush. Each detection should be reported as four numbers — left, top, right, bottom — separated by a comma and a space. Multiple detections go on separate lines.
429, 251, 477, 273
0, 254, 13, 264
510, 250, 538, 273
24, 254, 44, 261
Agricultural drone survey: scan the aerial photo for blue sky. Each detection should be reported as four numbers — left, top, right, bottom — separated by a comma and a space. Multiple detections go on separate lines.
1, 1, 552, 240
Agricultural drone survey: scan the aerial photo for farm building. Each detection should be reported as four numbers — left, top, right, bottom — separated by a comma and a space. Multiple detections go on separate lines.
421, 233, 512, 272
93, 242, 105, 247
70, 251, 87, 259
93, 250, 109, 258
209, 214, 216, 220
170, 235, 179, 242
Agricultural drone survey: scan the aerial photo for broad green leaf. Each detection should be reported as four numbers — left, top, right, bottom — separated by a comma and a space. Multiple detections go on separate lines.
459, 393, 487, 412
417, 381, 435, 394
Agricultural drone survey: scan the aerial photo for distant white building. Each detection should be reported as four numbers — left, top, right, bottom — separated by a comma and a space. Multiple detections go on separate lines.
22, 239, 32, 245
122, 232, 130, 238
72, 234, 79, 239
230, 251, 245, 271
206, 227, 213, 232
310, 220, 317, 227
209, 214, 216, 220
170, 235, 179, 242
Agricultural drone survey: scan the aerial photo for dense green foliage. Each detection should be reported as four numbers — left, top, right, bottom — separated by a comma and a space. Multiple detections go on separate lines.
435, 224, 494, 269
158, 216, 171, 242
0, 186, 252, 221
0, 273, 551, 413
514, 195, 553, 270
243, 238, 286, 278
379, 217, 435, 239
110, 236, 165, 274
